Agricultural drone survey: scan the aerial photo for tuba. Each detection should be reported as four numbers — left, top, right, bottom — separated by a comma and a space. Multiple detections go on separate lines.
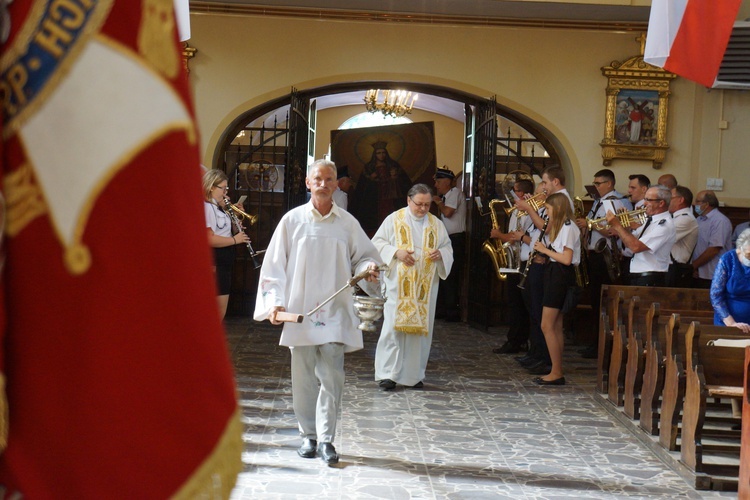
481, 170, 532, 280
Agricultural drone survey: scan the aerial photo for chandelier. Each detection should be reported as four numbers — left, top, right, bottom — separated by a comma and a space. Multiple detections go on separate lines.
364, 89, 418, 118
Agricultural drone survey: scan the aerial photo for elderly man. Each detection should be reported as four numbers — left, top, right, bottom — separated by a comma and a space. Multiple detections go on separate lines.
691, 190, 733, 288
433, 166, 466, 322
666, 185, 698, 287
374, 183, 453, 391
254, 159, 382, 465
606, 185, 676, 287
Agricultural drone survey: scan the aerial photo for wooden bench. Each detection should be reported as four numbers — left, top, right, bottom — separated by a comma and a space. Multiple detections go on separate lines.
681, 322, 749, 483
596, 285, 711, 394
622, 304, 714, 420
739, 347, 750, 500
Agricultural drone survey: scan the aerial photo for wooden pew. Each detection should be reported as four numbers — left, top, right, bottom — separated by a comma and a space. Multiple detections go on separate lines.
680, 322, 749, 483
624, 305, 714, 420
596, 285, 711, 394
739, 347, 750, 500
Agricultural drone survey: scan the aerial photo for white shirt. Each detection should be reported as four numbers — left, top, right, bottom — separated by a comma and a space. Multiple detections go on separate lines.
204, 201, 232, 237
546, 220, 581, 266
670, 207, 698, 264
332, 188, 348, 210
253, 201, 382, 352
440, 186, 466, 235
587, 190, 627, 251
630, 210, 676, 273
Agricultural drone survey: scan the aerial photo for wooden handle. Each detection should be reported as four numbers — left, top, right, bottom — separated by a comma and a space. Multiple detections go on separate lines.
275, 311, 303, 323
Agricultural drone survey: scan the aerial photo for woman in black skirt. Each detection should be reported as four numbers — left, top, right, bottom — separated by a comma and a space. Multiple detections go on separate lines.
531, 193, 581, 385
202, 170, 250, 319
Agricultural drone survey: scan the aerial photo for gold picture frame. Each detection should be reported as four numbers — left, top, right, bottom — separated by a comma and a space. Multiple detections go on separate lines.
600, 44, 676, 169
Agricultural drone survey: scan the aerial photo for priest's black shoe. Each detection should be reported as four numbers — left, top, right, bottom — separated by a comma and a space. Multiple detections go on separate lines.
317, 442, 339, 464
297, 438, 317, 458
533, 376, 566, 386
379, 379, 396, 391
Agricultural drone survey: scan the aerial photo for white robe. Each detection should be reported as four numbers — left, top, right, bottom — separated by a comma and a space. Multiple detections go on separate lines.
373, 209, 453, 385
253, 201, 382, 352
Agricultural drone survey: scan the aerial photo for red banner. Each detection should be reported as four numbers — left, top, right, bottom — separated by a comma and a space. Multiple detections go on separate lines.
0, 1, 241, 497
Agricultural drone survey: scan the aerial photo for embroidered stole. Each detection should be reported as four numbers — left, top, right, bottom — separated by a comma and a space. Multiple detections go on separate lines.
393, 209, 439, 336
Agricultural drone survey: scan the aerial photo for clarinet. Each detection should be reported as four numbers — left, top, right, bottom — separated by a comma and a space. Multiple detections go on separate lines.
223, 198, 262, 269
517, 217, 549, 290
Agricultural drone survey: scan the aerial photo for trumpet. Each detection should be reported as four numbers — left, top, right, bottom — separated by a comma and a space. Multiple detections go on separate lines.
504, 190, 547, 217
223, 197, 262, 269
224, 197, 258, 226
586, 207, 648, 231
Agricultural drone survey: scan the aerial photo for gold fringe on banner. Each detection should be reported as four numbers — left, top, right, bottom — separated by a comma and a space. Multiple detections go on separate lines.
172, 406, 243, 499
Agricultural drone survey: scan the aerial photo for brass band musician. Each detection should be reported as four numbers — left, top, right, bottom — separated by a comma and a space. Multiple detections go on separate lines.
514, 166, 573, 375
574, 169, 628, 358
605, 185, 676, 287
666, 185, 699, 287
490, 178, 535, 354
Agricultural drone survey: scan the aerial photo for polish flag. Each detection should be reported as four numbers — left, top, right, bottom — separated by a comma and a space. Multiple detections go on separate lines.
644, 0, 742, 87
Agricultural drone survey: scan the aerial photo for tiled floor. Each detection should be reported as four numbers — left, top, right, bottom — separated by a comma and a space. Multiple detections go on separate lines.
226, 317, 734, 499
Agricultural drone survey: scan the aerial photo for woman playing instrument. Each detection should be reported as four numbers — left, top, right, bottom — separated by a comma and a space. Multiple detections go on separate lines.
202, 170, 251, 319
530, 193, 581, 385
710, 228, 750, 334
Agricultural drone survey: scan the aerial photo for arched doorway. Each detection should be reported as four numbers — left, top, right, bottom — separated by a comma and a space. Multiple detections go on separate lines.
215, 83, 566, 327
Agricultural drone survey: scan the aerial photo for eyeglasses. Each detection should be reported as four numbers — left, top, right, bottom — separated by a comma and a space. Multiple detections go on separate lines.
644, 198, 663, 203
592, 180, 610, 186
214, 185, 229, 191
409, 197, 431, 209
694, 199, 705, 204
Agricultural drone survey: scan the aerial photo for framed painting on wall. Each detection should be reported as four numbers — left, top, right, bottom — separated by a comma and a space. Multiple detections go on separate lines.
331, 121, 437, 235
600, 47, 676, 169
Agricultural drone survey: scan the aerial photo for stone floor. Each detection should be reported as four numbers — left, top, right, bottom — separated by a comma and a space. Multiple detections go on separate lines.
226, 317, 734, 499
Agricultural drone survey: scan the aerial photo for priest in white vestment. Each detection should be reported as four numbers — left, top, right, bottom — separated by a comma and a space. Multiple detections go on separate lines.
254, 160, 382, 464
373, 183, 454, 390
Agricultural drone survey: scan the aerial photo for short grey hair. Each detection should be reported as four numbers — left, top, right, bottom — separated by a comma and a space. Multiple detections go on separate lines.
307, 159, 337, 177
738, 228, 750, 251
650, 185, 671, 205
407, 183, 432, 198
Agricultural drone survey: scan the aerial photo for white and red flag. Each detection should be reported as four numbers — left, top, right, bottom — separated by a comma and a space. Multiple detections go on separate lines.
0, 1, 241, 497
644, 0, 742, 87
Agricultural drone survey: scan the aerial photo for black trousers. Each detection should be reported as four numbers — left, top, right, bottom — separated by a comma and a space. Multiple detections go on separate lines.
521, 262, 550, 364
629, 272, 666, 287
586, 252, 613, 340
438, 232, 465, 320
505, 267, 529, 346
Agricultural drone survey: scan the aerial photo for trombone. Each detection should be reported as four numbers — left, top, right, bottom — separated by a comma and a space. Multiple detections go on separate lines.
504, 190, 547, 217
586, 207, 648, 231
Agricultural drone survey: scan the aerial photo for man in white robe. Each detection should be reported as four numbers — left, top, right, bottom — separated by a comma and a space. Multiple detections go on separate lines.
373, 184, 453, 390
254, 160, 382, 465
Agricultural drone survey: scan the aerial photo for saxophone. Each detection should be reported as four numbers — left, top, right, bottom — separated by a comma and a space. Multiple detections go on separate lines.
573, 197, 590, 287
481, 199, 520, 280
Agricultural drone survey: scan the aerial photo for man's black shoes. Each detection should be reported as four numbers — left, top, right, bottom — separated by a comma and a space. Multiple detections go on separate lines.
379, 379, 396, 391
493, 342, 525, 354
317, 442, 339, 464
297, 438, 317, 458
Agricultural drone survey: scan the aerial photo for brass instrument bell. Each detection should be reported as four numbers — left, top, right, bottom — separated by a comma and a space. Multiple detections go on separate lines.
586, 207, 647, 231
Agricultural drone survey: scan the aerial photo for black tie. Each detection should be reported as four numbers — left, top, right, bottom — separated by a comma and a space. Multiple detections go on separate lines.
639, 216, 653, 237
